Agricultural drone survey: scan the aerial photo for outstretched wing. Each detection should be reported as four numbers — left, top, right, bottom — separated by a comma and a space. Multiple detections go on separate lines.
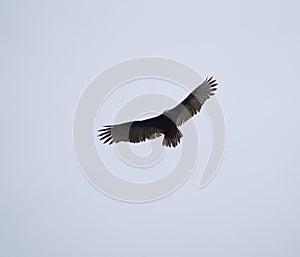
165, 76, 217, 126
98, 119, 163, 145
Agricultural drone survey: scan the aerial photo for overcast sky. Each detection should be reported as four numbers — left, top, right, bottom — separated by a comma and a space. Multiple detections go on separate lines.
1, 1, 300, 257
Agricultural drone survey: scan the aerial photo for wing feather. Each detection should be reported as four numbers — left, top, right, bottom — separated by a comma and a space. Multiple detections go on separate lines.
98, 119, 163, 145
165, 76, 217, 126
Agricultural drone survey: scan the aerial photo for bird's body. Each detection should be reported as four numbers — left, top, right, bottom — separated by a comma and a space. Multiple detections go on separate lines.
98, 77, 218, 148
131, 114, 183, 147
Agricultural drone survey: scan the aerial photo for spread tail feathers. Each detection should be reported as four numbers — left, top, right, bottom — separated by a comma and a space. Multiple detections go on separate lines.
162, 128, 183, 148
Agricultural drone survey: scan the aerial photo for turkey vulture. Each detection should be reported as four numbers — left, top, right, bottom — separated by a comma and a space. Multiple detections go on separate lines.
98, 76, 218, 148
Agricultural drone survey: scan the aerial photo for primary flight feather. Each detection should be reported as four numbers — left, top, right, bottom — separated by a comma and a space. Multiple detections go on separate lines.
98, 76, 218, 148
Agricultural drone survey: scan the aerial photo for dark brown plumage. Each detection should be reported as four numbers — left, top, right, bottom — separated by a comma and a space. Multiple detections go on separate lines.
98, 76, 218, 148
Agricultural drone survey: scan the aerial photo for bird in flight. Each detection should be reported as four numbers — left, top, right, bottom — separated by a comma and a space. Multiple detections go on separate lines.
98, 77, 218, 148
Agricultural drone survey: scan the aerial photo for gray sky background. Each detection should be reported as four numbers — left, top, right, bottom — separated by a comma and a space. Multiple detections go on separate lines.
1, 0, 300, 257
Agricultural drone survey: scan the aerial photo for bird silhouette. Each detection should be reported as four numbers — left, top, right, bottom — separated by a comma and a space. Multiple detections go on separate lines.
98, 76, 217, 148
